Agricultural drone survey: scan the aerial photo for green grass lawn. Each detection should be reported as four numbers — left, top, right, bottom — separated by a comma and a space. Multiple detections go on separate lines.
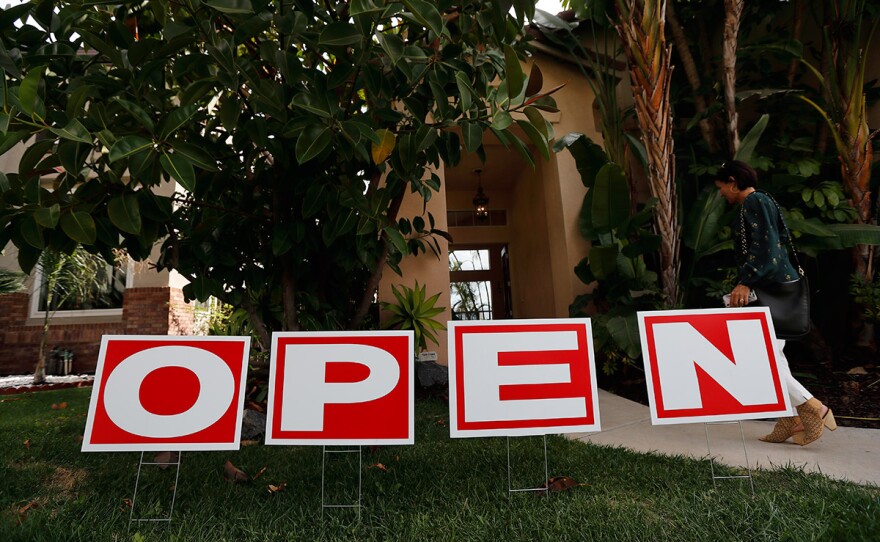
1, 388, 878, 542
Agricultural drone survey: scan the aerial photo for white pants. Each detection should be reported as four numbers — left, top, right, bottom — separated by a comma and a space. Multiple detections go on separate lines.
775, 339, 813, 411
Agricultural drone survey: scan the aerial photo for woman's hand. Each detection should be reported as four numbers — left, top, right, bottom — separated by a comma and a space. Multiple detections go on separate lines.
729, 284, 752, 307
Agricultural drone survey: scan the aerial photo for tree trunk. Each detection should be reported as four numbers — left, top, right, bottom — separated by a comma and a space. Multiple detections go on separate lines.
616, 0, 680, 306
666, 1, 718, 153
33, 261, 61, 385
281, 266, 299, 331
722, 0, 744, 157
785, 0, 805, 87
33, 309, 50, 385
841, 129, 874, 281
349, 188, 406, 329
778, 0, 805, 138
241, 296, 272, 352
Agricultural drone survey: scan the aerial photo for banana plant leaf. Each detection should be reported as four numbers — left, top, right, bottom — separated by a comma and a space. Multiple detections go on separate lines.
591, 163, 630, 235
606, 314, 641, 360
734, 113, 769, 166
553, 132, 608, 188
683, 186, 727, 258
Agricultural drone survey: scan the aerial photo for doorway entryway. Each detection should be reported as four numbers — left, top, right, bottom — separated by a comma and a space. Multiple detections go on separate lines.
448, 244, 512, 320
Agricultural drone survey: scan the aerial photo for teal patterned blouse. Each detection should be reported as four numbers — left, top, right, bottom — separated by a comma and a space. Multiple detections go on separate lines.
734, 191, 798, 287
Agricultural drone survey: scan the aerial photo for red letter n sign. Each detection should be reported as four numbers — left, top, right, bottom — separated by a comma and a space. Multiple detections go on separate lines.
449, 319, 600, 438
638, 308, 791, 425
265, 331, 414, 445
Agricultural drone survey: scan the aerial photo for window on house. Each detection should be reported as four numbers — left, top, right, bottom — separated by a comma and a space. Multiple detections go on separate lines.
37, 264, 126, 312
31, 250, 128, 316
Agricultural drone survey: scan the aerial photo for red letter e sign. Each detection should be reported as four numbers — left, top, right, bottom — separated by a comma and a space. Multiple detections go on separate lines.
266, 331, 414, 445
82, 336, 251, 452
449, 319, 600, 438
638, 308, 791, 425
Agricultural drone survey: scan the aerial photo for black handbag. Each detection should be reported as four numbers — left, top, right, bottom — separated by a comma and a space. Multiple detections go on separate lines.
752, 276, 811, 340
741, 192, 812, 340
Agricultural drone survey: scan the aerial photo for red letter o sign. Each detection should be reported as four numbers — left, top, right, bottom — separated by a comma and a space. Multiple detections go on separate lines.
83, 336, 251, 452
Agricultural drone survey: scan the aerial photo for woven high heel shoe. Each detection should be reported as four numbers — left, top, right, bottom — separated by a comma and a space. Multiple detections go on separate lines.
792, 402, 836, 446
759, 416, 802, 443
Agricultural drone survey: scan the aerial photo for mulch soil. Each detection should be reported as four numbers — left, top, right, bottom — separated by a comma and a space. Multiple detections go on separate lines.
789, 359, 880, 430
0, 380, 93, 396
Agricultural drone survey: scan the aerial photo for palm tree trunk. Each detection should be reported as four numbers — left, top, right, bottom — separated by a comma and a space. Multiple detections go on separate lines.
666, 1, 718, 153
841, 121, 874, 279
785, 0, 805, 87
615, 0, 680, 305
722, 0, 744, 157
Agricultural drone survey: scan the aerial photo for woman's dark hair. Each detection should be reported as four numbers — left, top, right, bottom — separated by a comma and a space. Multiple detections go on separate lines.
718, 160, 758, 190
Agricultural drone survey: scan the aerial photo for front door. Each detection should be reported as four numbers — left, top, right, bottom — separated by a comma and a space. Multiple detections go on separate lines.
448, 244, 512, 320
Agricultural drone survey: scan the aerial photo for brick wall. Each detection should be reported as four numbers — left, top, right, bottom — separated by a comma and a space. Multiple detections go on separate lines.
0, 287, 194, 375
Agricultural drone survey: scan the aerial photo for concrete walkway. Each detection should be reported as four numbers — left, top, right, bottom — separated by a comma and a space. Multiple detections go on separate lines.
567, 390, 880, 487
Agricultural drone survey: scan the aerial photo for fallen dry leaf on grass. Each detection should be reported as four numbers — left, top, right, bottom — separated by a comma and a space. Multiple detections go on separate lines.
252, 466, 268, 480
18, 501, 39, 523
119, 498, 133, 511
240, 439, 259, 447
368, 463, 389, 472
539, 475, 586, 494
267, 483, 287, 494
223, 460, 250, 483
23, 438, 30, 449
847, 366, 869, 376
153, 451, 180, 469
50, 402, 68, 410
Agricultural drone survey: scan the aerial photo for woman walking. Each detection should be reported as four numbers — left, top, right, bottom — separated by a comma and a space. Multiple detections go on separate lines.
715, 160, 836, 445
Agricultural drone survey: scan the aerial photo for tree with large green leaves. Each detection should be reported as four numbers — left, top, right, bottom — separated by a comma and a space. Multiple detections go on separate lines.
0, 0, 557, 349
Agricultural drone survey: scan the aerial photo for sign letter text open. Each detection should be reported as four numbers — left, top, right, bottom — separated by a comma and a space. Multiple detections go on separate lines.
448, 319, 600, 438
82, 336, 251, 451
638, 308, 792, 425
265, 331, 414, 445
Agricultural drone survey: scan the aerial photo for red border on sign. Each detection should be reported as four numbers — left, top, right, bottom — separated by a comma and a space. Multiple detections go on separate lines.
454, 322, 595, 431
269, 334, 411, 441
642, 311, 787, 419
87, 338, 248, 446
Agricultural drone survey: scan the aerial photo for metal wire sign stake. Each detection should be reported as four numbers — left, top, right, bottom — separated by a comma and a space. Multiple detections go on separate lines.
129, 451, 183, 527
704, 421, 755, 494
506, 435, 549, 496
321, 445, 363, 520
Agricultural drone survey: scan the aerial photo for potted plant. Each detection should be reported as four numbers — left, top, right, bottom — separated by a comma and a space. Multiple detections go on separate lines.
381, 282, 446, 359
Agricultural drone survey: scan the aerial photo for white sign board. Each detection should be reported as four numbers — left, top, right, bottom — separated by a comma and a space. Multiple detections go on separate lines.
448, 319, 600, 438
638, 308, 792, 425
265, 331, 414, 445
83, 336, 251, 451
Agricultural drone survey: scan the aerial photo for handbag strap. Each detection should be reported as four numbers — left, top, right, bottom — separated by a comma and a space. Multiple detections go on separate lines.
739, 190, 805, 278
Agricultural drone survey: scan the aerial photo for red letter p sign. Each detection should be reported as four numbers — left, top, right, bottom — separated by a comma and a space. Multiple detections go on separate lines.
266, 332, 414, 445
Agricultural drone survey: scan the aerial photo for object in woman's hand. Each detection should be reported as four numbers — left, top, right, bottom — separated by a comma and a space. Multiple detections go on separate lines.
723, 291, 757, 307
